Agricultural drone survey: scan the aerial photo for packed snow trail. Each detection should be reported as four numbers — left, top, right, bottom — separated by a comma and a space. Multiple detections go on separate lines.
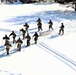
37, 42, 76, 71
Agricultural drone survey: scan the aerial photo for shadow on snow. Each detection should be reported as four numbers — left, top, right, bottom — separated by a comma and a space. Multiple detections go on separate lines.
0, 45, 27, 58
3, 10, 76, 26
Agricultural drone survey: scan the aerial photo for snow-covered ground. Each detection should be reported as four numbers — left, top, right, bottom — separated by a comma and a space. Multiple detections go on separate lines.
0, 2, 76, 75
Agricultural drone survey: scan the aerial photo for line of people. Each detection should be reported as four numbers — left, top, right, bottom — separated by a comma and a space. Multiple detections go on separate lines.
2, 20, 39, 55
2, 18, 64, 55
36, 17, 64, 35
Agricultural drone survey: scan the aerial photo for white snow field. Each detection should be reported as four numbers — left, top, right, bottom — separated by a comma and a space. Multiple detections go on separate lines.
0, 2, 76, 75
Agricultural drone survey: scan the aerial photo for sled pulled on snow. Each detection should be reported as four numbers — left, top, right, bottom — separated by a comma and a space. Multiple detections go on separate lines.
39, 30, 52, 36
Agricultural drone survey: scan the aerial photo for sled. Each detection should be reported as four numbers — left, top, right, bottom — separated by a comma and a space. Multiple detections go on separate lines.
39, 30, 52, 36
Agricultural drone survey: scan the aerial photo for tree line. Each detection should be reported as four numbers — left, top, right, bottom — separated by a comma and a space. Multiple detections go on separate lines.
0, 0, 75, 4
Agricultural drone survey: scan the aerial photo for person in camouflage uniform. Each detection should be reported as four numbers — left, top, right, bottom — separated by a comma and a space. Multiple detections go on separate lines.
33, 32, 38, 44
25, 33, 31, 46
9, 31, 16, 44
4, 42, 12, 55
58, 23, 65, 35
48, 20, 53, 30
16, 37, 23, 51
36, 18, 43, 31
20, 28, 26, 40
24, 23, 29, 32
3, 34, 10, 45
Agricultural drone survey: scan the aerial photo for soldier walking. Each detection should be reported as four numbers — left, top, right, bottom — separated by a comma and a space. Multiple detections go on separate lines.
4, 42, 12, 55
20, 28, 26, 40
25, 33, 31, 46
58, 23, 65, 35
3, 34, 10, 45
33, 32, 38, 44
16, 37, 23, 51
48, 20, 53, 30
24, 23, 29, 32
36, 18, 43, 31
9, 31, 16, 44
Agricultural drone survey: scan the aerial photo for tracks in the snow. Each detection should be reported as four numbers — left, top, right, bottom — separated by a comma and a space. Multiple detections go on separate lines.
38, 42, 76, 71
